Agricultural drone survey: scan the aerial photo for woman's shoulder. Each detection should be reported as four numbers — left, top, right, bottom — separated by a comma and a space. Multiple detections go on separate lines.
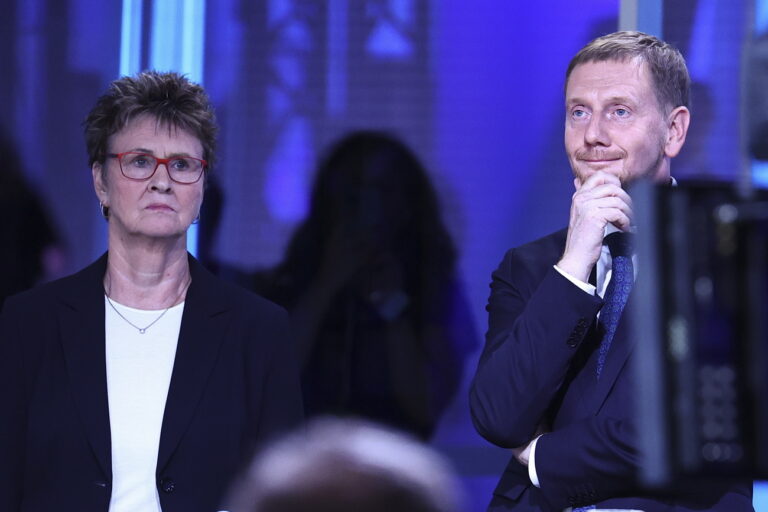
3, 255, 106, 313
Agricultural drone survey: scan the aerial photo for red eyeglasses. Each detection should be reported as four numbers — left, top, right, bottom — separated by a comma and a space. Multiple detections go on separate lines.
107, 152, 207, 184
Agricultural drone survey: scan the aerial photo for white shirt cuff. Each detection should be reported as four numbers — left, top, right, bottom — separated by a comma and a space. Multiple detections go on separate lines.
554, 265, 596, 296
528, 435, 542, 488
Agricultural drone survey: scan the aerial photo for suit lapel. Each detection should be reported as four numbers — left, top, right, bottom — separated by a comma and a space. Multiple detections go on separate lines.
547, 231, 636, 416
58, 254, 112, 478
157, 256, 230, 473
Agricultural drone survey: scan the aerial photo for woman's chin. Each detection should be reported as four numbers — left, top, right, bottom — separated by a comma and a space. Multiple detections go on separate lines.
117, 222, 189, 242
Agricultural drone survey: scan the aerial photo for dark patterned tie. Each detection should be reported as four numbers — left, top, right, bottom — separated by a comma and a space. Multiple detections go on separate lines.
595, 231, 634, 379
572, 234, 635, 512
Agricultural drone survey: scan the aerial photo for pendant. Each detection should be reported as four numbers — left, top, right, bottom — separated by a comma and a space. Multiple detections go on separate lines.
139, 328, 147, 334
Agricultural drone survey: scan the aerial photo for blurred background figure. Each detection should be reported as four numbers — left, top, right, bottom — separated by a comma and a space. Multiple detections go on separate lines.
0, 133, 64, 309
254, 130, 475, 440
197, 173, 253, 286
228, 417, 463, 512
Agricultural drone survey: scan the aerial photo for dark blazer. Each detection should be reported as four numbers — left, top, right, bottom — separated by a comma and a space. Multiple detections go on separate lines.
0, 253, 304, 512
470, 230, 753, 512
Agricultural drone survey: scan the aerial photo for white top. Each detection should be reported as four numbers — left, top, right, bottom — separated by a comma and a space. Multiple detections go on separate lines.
105, 297, 184, 512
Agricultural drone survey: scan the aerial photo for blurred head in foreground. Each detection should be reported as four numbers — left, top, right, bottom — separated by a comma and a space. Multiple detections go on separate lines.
229, 417, 462, 512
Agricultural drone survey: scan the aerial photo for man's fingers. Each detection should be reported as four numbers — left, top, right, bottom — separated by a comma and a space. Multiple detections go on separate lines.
577, 170, 622, 191
570, 197, 633, 232
576, 182, 629, 201
574, 192, 631, 215
586, 200, 633, 225
574, 186, 633, 219
604, 209, 633, 232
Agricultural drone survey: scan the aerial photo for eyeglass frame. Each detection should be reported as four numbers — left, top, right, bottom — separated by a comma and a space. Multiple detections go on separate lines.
106, 152, 208, 184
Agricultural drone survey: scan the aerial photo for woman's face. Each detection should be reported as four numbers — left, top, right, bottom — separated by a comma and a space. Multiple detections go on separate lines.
92, 115, 204, 243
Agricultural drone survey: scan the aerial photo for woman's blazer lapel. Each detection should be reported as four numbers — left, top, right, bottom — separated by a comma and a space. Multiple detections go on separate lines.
57, 254, 112, 479
156, 255, 231, 475
55, 254, 234, 479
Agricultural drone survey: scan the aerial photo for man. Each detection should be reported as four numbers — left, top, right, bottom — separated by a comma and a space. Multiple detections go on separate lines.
470, 31, 754, 511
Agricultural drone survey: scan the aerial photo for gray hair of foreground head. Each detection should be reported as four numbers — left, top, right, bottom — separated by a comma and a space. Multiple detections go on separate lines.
229, 417, 462, 512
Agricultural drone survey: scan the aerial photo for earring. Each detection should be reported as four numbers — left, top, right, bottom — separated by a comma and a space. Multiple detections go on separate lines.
192, 212, 200, 225
100, 201, 110, 219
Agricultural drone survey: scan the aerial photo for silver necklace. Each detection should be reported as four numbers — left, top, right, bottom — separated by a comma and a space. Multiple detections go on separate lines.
104, 278, 190, 334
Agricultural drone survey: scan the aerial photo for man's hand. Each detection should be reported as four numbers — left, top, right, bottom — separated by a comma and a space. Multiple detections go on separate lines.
557, 171, 633, 282
512, 424, 549, 466
512, 438, 537, 466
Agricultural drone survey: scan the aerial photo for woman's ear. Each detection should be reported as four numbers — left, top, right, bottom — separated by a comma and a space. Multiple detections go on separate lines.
92, 161, 108, 204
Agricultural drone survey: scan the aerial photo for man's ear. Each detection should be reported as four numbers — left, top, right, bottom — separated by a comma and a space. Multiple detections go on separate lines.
664, 105, 690, 158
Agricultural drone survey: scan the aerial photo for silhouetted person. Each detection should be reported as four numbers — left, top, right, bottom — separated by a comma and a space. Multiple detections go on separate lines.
0, 135, 62, 309
255, 131, 474, 439
228, 417, 463, 512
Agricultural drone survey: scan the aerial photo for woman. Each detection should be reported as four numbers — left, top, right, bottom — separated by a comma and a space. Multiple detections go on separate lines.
254, 131, 476, 440
0, 71, 303, 512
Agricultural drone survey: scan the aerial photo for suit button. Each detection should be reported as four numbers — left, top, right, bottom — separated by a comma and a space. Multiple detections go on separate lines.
567, 336, 578, 348
160, 478, 176, 493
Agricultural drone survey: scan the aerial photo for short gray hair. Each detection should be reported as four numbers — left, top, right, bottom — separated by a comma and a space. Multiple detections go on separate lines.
229, 418, 462, 512
84, 70, 217, 171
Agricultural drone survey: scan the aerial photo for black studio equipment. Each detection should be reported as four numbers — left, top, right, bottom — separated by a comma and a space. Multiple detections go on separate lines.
748, 34, 768, 161
632, 181, 768, 488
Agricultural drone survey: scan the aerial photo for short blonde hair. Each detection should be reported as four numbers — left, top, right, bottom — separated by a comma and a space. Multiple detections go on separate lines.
566, 31, 690, 113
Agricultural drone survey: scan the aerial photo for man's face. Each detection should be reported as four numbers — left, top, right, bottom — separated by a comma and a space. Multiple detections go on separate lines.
564, 58, 673, 187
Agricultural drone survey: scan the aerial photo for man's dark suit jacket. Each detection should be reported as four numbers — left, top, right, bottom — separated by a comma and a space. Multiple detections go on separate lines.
470, 229, 754, 512
0, 253, 304, 512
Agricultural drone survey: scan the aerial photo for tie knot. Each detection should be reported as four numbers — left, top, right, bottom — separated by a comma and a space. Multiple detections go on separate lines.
604, 231, 634, 257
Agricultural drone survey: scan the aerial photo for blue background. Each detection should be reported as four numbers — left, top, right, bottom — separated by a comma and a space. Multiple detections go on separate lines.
0, 0, 765, 509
